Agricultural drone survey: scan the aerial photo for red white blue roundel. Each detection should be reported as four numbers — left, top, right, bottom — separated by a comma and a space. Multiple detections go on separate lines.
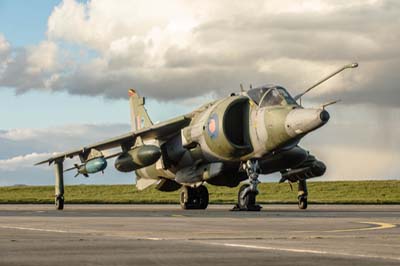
207, 113, 219, 139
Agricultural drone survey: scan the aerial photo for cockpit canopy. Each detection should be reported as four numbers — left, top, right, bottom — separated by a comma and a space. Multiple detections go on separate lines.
247, 85, 297, 107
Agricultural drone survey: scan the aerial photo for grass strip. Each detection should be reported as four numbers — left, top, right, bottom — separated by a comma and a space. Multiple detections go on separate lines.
0, 180, 399, 204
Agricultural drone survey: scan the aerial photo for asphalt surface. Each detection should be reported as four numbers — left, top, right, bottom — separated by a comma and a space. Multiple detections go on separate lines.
0, 204, 399, 266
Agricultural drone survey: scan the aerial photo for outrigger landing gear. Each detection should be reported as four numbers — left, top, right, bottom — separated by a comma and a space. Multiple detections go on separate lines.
232, 160, 262, 211
180, 185, 209, 210
55, 195, 64, 210
54, 160, 65, 210
297, 179, 308, 210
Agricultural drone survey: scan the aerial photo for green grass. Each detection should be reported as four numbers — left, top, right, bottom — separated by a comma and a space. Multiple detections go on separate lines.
0, 180, 399, 204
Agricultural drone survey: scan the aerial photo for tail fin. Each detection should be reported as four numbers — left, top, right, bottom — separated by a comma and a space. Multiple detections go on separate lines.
128, 89, 153, 131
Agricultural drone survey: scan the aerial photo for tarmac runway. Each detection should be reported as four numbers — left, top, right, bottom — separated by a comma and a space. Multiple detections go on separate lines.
0, 204, 399, 266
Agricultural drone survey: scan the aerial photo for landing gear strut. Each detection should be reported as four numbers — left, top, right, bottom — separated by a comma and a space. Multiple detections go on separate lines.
54, 160, 65, 210
233, 160, 262, 211
180, 185, 209, 210
298, 179, 308, 210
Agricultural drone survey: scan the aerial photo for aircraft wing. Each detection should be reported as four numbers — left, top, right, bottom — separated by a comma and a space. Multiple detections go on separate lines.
138, 115, 191, 140
35, 115, 191, 165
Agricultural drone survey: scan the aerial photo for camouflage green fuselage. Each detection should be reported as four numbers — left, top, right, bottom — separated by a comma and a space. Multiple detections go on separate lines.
135, 94, 302, 187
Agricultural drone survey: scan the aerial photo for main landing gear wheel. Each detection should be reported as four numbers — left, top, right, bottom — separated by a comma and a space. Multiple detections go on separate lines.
235, 184, 261, 211
180, 185, 209, 210
232, 160, 262, 211
55, 196, 64, 210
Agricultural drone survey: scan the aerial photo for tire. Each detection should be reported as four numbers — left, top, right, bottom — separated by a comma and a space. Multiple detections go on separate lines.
237, 184, 256, 210
55, 196, 64, 210
180, 187, 189, 209
180, 186, 195, 210
180, 186, 209, 210
197, 185, 209, 210
298, 196, 308, 210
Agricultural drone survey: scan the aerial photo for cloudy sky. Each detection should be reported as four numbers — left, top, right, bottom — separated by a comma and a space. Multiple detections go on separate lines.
0, 0, 399, 186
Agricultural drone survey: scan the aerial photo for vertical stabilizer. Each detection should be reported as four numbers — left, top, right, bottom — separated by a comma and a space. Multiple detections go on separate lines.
128, 89, 153, 131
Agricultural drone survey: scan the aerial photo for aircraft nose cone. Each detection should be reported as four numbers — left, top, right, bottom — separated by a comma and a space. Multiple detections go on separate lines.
285, 108, 330, 137
320, 110, 330, 122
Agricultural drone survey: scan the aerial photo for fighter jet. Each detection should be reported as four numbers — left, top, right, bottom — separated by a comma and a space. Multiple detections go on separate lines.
36, 63, 358, 211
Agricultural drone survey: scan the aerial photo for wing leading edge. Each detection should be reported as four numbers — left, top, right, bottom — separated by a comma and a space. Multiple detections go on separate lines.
35, 115, 191, 166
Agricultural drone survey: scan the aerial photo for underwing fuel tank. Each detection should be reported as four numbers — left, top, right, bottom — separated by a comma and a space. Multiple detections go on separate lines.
114, 145, 161, 172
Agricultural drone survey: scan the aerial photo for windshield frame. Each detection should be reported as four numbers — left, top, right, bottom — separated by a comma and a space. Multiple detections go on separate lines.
259, 88, 285, 107
247, 87, 270, 105
276, 86, 298, 105
247, 85, 298, 107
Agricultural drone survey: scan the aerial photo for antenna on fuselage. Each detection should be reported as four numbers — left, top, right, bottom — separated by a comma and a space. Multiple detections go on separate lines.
294, 63, 359, 102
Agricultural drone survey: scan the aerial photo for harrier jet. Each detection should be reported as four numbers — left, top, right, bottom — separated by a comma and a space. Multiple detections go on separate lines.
36, 63, 358, 211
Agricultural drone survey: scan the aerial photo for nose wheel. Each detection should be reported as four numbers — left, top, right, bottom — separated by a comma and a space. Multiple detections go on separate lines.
298, 195, 308, 209
232, 160, 262, 211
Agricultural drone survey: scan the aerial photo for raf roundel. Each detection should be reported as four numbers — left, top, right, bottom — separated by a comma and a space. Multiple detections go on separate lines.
207, 113, 219, 139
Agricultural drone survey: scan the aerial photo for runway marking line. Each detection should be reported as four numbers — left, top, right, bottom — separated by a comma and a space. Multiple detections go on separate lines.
0, 225, 173, 240
326, 221, 396, 233
1, 224, 399, 262
171, 214, 185, 217
0, 225, 69, 233
204, 242, 400, 261
295, 221, 397, 233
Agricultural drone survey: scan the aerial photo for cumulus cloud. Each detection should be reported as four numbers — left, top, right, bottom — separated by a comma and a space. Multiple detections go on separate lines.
0, 124, 124, 141
26, 41, 59, 75
0, 0, 399, 106
0, 152, 57, 171
0, 34, 9, 52
0, 0, 399, 185
0, 33, 10, 72
0, 37, 60, 93
0, 123, 132, 185
0, 34, 10, 59
0, 123, 129, 160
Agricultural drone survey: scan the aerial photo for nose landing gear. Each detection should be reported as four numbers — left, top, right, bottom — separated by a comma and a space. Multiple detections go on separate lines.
298, 179, 308, 210
232, 160, 262, 211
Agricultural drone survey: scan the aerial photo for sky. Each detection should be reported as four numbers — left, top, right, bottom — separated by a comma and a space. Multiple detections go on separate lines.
0, 0, 399, 186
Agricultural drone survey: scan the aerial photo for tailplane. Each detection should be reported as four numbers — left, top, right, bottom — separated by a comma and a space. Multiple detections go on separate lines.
128, 89, 153, 131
